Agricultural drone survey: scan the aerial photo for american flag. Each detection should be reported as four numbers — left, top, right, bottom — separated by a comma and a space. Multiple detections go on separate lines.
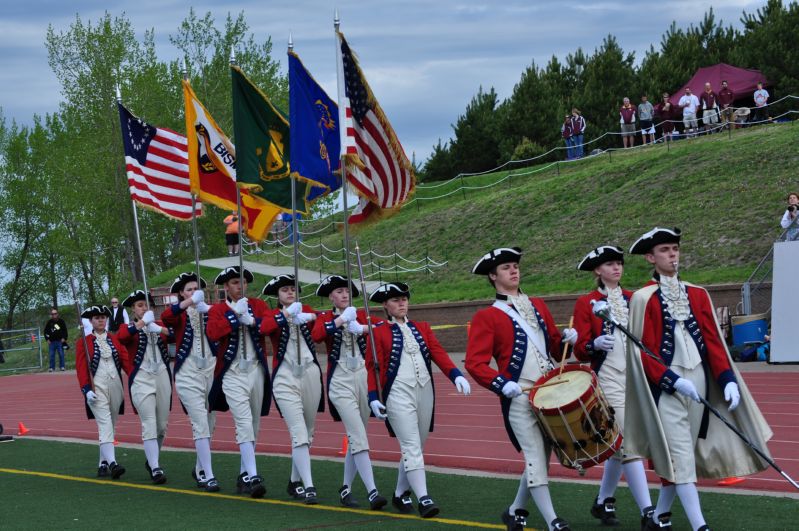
336, 32, 415, 224
118, 102, 202, 221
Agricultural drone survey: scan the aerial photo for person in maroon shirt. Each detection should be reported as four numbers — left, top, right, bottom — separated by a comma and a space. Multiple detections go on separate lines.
561, 114, 574, 160
655, 93, 677, 141
619, 97, 636, 148
718, 80, 734, 128
699, 82, 719, 133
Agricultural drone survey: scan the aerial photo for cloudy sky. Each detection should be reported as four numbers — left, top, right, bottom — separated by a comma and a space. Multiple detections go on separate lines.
1, 0, 771, 162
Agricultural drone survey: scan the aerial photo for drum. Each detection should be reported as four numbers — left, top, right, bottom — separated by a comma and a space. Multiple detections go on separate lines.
529, 365, 621, 472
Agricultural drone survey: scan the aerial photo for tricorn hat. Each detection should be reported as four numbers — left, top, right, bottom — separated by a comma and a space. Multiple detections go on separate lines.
577, 245, 625, 271
369, 282, 410, 303
214, 266, 254, 285
122, 290, 155, 308
170, 272, 208, 294
315, 275, 360, 298
81, 305, 112, 319
262, 274, 299, 296
472, 247, 522, 275
630, 227, 682, 255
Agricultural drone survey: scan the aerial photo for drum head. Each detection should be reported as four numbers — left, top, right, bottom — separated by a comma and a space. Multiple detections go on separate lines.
531, 368, 593, 410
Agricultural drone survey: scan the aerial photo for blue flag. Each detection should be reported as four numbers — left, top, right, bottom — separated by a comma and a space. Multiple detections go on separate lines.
289, 51, 341, 203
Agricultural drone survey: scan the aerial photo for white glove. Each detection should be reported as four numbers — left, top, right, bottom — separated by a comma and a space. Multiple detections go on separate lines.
502, 380, 522, 398
561, 327, 578, 345
238, 312, 254, 326
674, 377, 701, 402
591, 299, 610, 318
233, 298, 249, 316
370, 400, 387, 420
593, 334, 615, 351
286, 302, 302, 316
293, 312, 315, 325
191, 290, 205, 305
340, 306, 357, 323
86, 390, 98, 403
145, 322, 163, 334
454, 375, 471, 395
142, 310, 155, 325
346, 321, 364, 335
724, 382, 741, 411
196, 301, 211, 314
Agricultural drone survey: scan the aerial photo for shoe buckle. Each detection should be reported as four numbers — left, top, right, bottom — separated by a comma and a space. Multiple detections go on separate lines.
420, 498, 433, 506
368, 491, 378, 502
340, 487, 351, 498
515, 515, 528, 526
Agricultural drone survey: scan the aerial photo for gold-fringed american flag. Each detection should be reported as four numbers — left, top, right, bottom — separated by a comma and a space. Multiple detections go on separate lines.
117, 102, 201, 221
336, 31, 415, 224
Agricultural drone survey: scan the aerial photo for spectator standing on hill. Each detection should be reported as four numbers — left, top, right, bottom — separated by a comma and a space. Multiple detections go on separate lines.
678, 87, 700, 138
655, 93, 676, 142
561, 115, 574, 160
753, 82, 770, 123
44, 307, 69, 372
571, 109, 586, 158
699, 82, 719, 133
718, 80, 734, 128
638, 95, 656, 145
781, 192, 799, 241
620, 97, 636, 148
224, 212, 240, 256
108, 297, 129, 334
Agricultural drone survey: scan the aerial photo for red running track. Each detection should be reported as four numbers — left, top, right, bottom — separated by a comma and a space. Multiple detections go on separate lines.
1, 364, 797, 494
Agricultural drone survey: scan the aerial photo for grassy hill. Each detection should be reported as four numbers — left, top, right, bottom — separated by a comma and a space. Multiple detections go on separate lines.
177, 124, 799, 304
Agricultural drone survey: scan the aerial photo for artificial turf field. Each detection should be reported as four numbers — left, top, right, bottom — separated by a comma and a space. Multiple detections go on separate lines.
0, 439, 794, 530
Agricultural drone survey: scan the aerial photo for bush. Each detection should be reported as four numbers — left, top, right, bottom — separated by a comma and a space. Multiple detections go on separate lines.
511, 137, 548, 161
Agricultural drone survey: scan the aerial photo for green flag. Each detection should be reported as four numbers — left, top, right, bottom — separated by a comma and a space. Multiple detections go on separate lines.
231, 65, 307, 213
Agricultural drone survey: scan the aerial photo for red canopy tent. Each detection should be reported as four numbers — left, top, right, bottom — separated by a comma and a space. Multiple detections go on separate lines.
669, 63, 768, 106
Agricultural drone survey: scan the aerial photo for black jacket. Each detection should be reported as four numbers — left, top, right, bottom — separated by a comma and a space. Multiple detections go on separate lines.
44, 318, 69, 342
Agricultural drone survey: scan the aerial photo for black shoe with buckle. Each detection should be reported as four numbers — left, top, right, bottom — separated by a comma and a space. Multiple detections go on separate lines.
304, 486, 318, 505
501, 507, 529, 530
418, 495, 439, 519
109, 461, 125, 479
640, 506, 656, 531
591, 496, 620, 526
150, 467, 167, 484
97, 461, 110, 478
339, 485, 359, 508
392, 490, 414, 514
204, 477, 220, 493
287, 480, 305, 499
237, 472, 252, 495
697, 526, 709, 531
644, 512, 672, 529
192, 468, 207, 488
368, 489, 387, 511
249, 475, 266, 498
551, 517, 571, 531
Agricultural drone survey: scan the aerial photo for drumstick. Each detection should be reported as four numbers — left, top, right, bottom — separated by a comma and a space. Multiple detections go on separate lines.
558, 316, 573, 375
521, 378, 571, 393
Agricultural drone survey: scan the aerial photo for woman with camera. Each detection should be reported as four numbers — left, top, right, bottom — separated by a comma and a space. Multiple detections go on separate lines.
780, 192, 799, 241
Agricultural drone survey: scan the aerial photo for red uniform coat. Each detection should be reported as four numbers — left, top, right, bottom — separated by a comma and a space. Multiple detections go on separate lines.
260, 304, 324, 413
465, 297, 563, 451
635, 279, 736, 397
205, 298, 272, 415
75, 333, 128, 419
161, 303, 218, 376
365, 319, 463, 437
116, 322, 173, 413
572, 288, 633, 372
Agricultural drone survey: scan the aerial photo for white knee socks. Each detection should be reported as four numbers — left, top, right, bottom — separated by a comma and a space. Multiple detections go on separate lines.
99, 442, 115, 464
623, 460, 653, 512
655, 483, 676, 519
143, 438, 160, 469
529, 486, 557, 528
239, 441, 257, 477
675, 483, 706, 530
598, 458, 624, 500
343, 448, 356, 486
406, 468, 428, 499
509, 474, 532, 512
292, 444, 314, 488
395, 462, 410, 496
353, 450, 377, 493
195, 437, 214, 479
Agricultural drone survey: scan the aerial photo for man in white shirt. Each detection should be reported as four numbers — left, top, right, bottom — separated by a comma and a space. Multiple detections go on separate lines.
753, 82, 770, 124
678, 87, 700, 138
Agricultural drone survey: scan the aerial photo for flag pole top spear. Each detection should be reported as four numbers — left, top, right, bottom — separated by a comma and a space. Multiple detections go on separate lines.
288, 31, 293, 52
115, 83, 121, 103
230, 48, 237, 66
334, 9, 340, 30
180, 58, 188, 80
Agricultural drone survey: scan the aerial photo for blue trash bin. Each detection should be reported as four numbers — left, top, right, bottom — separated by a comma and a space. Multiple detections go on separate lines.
731, 314, 768, 346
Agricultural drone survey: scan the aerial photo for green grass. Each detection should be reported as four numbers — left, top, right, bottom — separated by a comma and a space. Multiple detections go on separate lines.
0, 337, 45, 373
0, 438, 795, 530
241, 123, 798, 303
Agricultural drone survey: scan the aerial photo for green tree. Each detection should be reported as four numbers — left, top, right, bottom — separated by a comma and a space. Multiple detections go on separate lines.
448, 87, 501, 175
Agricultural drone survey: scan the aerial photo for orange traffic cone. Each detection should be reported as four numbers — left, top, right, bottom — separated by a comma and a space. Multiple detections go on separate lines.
113, 438, 119, 446
17, 422, 30, 436
717, 476, 745, 486
337, 436, 348, 456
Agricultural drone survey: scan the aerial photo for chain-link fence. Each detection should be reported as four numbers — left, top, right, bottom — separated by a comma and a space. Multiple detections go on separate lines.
0, 328, 43, 373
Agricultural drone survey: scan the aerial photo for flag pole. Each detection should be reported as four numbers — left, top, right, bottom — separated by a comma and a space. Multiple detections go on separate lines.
332, 13, 358, 357
288, 33, 303, 366
116, 85, 151, 316
182, 61, 207, 364
230, 49, 249, 364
